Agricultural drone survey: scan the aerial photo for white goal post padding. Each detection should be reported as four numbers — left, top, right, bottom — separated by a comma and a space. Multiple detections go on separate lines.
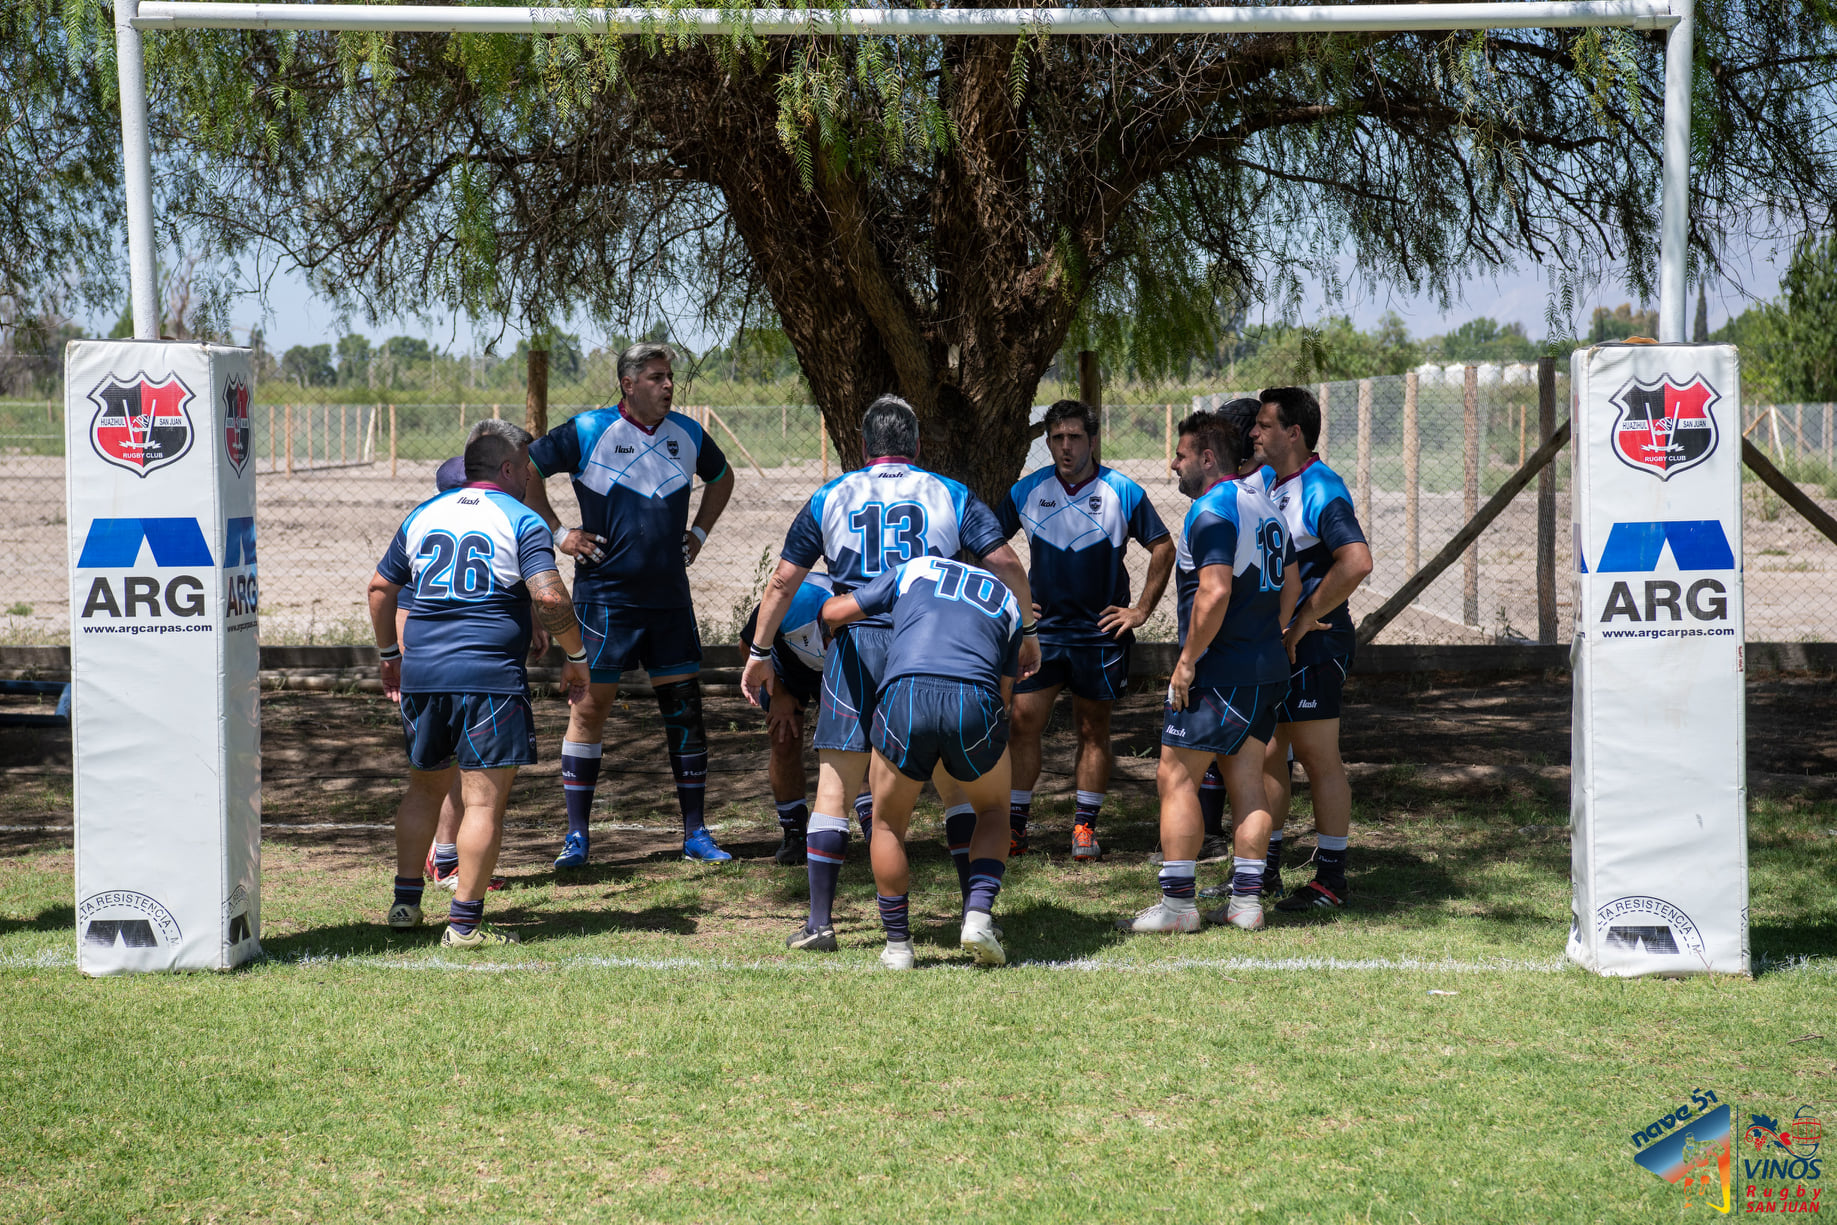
67, 339, 262, 974
1568, 341, 1749, 977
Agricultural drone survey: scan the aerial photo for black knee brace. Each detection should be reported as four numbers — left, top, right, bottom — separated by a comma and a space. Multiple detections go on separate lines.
653, 678, 707, 757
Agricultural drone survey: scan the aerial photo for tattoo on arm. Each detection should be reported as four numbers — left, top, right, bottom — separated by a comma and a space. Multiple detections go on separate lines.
528, 571, 579, 636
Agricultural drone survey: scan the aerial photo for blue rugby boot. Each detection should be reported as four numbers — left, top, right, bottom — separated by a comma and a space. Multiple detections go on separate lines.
553, 830, 590, 870
682, 827, 733, 863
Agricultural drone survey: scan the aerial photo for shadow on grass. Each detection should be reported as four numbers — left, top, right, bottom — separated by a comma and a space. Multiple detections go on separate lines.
257, 902, 707, 961
0, 903, 73, 936
1752, 919, 1837, 972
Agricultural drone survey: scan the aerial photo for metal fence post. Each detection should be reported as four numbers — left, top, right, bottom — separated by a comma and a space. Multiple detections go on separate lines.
1404, 370, 1420, 575
1463, 365, 1480, 626
1537, 356, 1558, 644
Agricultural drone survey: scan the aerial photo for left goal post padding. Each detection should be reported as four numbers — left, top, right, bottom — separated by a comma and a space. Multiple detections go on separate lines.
66, 338, 261, 974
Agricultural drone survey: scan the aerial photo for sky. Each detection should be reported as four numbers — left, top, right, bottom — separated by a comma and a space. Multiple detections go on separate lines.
82, 231, 1790, 360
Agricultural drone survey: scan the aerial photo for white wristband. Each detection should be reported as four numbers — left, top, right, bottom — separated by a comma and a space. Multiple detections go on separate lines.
689, 525, 708, 544
552, 525, 569, 551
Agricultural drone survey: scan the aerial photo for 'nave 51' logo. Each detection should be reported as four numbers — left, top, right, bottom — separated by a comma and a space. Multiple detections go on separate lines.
87, 371, 195, 477
1610, 374, 1720, 481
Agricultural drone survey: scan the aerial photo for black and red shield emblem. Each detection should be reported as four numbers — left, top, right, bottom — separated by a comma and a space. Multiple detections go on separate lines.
87, 372, 195, 478
1609, 374, 1721, 481
223, 375, 251, 475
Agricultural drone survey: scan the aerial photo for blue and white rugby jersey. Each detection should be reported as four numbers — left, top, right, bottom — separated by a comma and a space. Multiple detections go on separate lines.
376, 484, 558, 696
1174, 475, 1293, 688
780, 459, 1008, 627
777, 571, 837, 674
1267, 455, 1367, 661
850, 556, 1022, 692
996, 465, 1168, 647
527, 404, 728, 609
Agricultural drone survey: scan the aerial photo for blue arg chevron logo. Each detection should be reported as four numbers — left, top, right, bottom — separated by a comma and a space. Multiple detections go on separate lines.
77, 517, 213, 568
1582, 519, 1735, 574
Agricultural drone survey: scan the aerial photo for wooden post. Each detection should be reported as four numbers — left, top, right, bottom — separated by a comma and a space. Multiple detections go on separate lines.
1536, 356, 1558, 644
782, 403, 787, 439
1769, 405, 1783, 456
284, 404, 294, 476
1462, 365, 1480, 626
820, 414, 830, 482
1796, 403, 1805, 459
1316, 381, 1330, 458
1355, 379, 1372, 529
389, 402, 398, 478
1825, 402, 1833, 466
1078, 349, 1102, 463
268, 404, 276, 472
525, 346, 549, 438
364, 404, 378, 464
1403, 371, 1420, 575
340, 404, 348, 465
492, 402, 500, 420
321, 404, 329, 468
1165, 402, 1175, 477
1517, 405, 1527, 467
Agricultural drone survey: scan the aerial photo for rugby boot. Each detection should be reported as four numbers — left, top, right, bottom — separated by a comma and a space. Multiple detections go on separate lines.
553, 831, 590, 870
1071, 824, 1101, 861
878, 939, 916, 971
682, 827, 734, 863
1115, 901, 1201, 933
441, 922, 521, 949
1204, 893, 1266, 931
386, 902, 422, 930
1274, 879, 1347, 912
961, 910, 1007, 966
785, 923, 838, 952
774, 831, 808, 866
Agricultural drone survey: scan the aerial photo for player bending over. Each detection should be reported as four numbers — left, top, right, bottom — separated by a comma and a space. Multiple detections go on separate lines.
996, 399, 1175, 861
739, 571, 835, 865
740, 394, 1039, 952
521, 342, 737, 867
823, 556, 1024, 968
370, 421, 591, 947
1121, 410, 1295, 935
1249, 387, 1373, 911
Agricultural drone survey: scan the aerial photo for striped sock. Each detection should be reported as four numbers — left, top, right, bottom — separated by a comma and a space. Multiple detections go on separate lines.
560, 739, 602, 839
1009, 790, 1032, 839
1316, 834, 1349, 886
1074, 789, 1104, 830
965, 858, 1006, 915
669, 750, 709, 835
448, 897, 484, 936
1158, 859, 1197, 903
393, 876, 424, 907
775, 799, 809, 835
1232, 856, 1263, 896
944, 806, 976, 902
1264, 831, 1284, 881
877, 894, 911, 944
805, 815, 849, 929
854, 789, 874, 842
432, 842, 458, 874
1199, 764, 1227, 837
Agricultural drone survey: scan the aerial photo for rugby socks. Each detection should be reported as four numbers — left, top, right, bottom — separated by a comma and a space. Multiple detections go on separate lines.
775, 799, 809, 837
560, 739, 603, 839
1199, 764, 1227, 837
655, 680, 710, 835
1009, 790, 1032, 843
1231, 856, 1264, 896
447, 897, 484, 936
1158, 859, 1197, 908
944, 805, 977, 900
805, 814, 850, 929
964, 858, 1006, 915
393, 876, 424, 907
854, 788, 874, 842
1263, 830, 1284, 885
432, 842, 459, 875
1315, 834, 1349, 888
1074, 790, 1104, 831
877, 894, 911, 944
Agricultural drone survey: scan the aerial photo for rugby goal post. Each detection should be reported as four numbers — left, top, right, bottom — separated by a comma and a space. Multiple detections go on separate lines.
84, 0, 1719, 976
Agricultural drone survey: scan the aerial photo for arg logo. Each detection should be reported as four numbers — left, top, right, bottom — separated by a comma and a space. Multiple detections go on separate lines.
223, 374, 252, 475
87, 372, 196, 477
1610, 374, 1721, 481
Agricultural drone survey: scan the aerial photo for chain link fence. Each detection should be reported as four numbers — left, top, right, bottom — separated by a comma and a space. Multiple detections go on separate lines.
4, 348, 1836, 646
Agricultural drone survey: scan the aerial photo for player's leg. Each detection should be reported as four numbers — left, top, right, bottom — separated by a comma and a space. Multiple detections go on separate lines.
443, 765, 521, 947
950, 746, 1014, 967
1006, 680, 1061, 858
1207, 731, 1274, 931
767, 696, 810, 865
555, 602, 620, 869
1276, 717, 1352, 910
426, 774, 463, 887
933, 769, 978, 905
867, 750, 925, 969
1199, 762, 1230, 854
390, 763, 454, 930
640, 607, 726, 861
925, 678, 1016, 965
1118, 744, 1211, 933
1260, 724, 1293, 898
1068, 694, 1113, 861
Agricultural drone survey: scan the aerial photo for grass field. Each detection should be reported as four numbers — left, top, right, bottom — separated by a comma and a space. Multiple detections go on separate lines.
3, 757, 1835, 1223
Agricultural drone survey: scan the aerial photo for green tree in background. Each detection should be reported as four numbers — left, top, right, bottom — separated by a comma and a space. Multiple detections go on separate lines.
1775, 231, 1837, 401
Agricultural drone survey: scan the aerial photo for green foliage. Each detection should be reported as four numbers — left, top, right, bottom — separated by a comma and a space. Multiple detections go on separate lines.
1775, 231, 1837, 401
1587, 302, 1660, 343
1432, 317, 1541, 364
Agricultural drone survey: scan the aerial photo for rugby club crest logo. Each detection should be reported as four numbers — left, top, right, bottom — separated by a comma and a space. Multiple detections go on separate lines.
1609, 374, 1720, 480
223, 374, 252, 475
87, 371, 195, 477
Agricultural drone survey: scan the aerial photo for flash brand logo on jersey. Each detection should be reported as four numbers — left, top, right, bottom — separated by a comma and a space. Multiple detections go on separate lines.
1610, 374, 1721, 480
223, 375, 251, 475
76, 516, 213, 620
87, 371, 195, 477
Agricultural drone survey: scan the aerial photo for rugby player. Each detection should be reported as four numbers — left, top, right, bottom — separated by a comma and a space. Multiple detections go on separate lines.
1249, 387, 1373, 912
739, 571, 836, 866
997, 400, 1174, 861
1121, 409, 1295, 934
522, 342, 737, 867
739, 394, 1039, 952
371, 420, 591, 947
822, 556, 1023, 968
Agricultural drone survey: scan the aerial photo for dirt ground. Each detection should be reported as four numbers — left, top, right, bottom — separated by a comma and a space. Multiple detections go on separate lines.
4, 671, 1835, 868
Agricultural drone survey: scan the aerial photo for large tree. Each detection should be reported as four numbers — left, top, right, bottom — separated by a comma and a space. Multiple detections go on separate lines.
38, 1, 1837, 496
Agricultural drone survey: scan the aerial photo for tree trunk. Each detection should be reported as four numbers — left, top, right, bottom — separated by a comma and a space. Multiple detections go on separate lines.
525, 345, 548, 439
